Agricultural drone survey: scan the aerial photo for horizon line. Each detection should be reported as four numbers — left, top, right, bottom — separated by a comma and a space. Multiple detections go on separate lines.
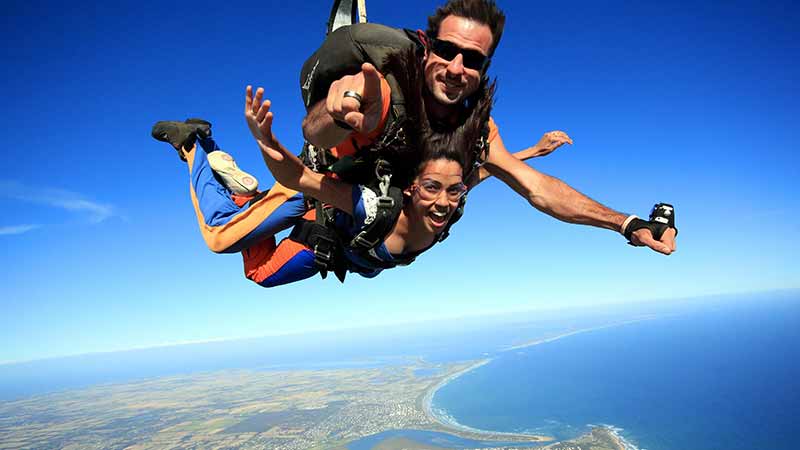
2, 287, 797, 367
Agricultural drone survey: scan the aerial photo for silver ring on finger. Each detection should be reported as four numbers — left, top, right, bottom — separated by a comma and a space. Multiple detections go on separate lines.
342, 90, 363, 103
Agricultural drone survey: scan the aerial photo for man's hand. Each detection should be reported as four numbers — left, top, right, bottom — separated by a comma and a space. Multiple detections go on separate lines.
625, 203, 678, 255
244, 85, 284, 161
326, 62, 384, 133
630, 227, 677, 255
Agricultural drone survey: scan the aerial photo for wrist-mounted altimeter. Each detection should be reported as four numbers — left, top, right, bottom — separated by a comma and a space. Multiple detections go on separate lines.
623, 203, 677, 242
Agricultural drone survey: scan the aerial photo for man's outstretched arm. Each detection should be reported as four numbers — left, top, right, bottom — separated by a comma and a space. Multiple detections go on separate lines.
302, 63, 387, 148
483, 133, 676, 255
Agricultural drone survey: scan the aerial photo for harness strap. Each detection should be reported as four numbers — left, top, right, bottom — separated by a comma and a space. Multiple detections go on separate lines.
384, 73, 406, 125
463, 122, 491, 184
327, 0, 364, 35
289, 210, 348, 283
350, 186, 404, 250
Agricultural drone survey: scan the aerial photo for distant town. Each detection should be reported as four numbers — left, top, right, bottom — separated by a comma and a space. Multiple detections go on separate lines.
0, 359, 624, 449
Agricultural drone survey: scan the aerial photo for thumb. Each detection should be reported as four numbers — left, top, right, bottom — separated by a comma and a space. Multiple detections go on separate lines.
645, 237, 673, 255
634, 229, 672, 255
344, 111, 365, 132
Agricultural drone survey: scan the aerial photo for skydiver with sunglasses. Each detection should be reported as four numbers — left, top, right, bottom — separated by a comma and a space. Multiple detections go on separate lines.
300, 0, 678, 255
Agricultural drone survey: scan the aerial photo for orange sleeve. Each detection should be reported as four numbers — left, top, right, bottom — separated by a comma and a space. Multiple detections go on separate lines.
330, 75, 393, 159
487, 116, 500, 143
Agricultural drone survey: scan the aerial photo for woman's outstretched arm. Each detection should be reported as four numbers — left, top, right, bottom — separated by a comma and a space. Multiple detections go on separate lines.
244, 85, 354, 216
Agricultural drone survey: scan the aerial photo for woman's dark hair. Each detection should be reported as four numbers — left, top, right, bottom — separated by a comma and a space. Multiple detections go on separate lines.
379, 46, 496, 186
426, 0, 506, 57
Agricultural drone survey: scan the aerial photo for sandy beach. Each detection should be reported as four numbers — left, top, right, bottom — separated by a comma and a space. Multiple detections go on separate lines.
503, 317, 656, 352
599, 425, 640, 450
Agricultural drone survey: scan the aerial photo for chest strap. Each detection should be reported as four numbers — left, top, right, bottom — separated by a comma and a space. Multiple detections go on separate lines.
349, 163, 404, 250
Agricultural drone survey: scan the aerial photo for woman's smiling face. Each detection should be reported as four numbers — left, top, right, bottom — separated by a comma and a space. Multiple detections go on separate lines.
406, 158, 466, 233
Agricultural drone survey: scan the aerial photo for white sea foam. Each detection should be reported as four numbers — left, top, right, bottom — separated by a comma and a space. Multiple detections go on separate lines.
589, 423, 642, 450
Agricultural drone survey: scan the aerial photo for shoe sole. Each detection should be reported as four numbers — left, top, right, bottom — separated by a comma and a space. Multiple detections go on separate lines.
207, 151, 259, 195
152, 120, 210, 161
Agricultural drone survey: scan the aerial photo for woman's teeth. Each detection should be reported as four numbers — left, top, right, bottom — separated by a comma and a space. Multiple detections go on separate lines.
429, 211, 448, 225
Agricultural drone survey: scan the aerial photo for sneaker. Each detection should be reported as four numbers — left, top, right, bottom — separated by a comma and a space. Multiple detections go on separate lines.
207, 150, 259, 195
151, 120, 212, 161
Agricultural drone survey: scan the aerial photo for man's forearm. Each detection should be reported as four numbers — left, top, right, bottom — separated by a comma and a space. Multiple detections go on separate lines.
472, 143, 546, 188
523, 170, 625, 231
485, 136, 625, 232
301, 100, 351, 148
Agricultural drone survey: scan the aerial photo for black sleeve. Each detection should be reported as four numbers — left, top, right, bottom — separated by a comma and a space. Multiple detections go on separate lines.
299, 26, 367, 110
299, 24, 419, 111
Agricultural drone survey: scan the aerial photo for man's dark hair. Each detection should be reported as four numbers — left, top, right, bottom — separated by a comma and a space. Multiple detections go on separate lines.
426, 0, 506, 57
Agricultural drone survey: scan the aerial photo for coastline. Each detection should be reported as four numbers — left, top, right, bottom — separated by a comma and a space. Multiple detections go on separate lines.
502, 317, 656, 352
595, 425, 640, 450
418, 319, 657, 446
417, 359, 551, 443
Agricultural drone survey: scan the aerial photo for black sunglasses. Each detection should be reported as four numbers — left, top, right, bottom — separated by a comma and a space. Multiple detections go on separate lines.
429, 38, 490, 71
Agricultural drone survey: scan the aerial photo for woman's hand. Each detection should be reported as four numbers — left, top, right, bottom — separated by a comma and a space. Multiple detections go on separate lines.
244, 85, 284, 161
529, 130, 573, 158
469, 131, 574, 188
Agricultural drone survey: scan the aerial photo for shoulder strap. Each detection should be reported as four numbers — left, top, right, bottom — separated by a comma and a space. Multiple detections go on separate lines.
463, 122, 491, 184
383, 73, 406, 123
349, 185, 404, 250
327, 0, 366, 35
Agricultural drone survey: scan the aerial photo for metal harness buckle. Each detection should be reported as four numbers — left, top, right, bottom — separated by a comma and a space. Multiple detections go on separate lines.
473, 136, 488, 169
375, 123, 405, 150
375, 162, 392, 198
377, 195, 394, 208
313, 235, 336, 269
351, 233, 380, 249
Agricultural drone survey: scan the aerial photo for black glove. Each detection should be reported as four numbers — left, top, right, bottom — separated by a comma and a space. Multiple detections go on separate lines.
623, 203, 677, 242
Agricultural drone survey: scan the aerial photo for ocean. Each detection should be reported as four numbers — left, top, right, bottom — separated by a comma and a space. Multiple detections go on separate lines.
431, 294, 800, 449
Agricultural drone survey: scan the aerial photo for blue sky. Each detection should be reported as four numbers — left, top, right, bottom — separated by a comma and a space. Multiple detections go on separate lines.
1, 0, 798, 363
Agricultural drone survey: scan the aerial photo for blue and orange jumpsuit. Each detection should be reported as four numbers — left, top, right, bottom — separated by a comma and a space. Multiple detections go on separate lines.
183, 78, 395, 287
